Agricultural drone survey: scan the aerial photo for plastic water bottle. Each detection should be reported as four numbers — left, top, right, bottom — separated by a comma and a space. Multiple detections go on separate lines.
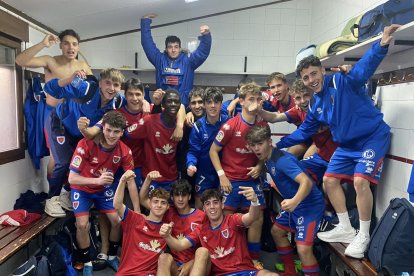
71, 75, 83, 88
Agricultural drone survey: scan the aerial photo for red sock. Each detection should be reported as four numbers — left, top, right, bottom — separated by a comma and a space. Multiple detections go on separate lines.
302, 264, 319, 276
277, 246, 295, 273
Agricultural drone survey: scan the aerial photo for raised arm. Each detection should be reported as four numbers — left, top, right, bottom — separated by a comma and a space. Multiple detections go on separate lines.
78, 117, 102, 139
171, 104, 186, 142
189, 25, 212, 69
15, 34, 59, 68
140, 14, 162, 66
239, 186, 261, 227
114, 170, 136, 218
259, 109, 287, 123
139, 171, 162, 209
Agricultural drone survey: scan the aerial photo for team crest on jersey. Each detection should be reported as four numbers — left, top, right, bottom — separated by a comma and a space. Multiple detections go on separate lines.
57, 136, 65, 145
71, 155, 82, 168
216, 131, 224, 142
113, 156, 120, 164
297, 216, 304, 225
221, 229, 229, 238
77, 147, 85, 155
127, 123, 137, 133
73, 201, 79, 210
105, 189, 114, 198
191, 222, 199, 231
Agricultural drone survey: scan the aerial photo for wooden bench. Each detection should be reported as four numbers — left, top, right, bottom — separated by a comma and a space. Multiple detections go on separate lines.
328, 242, 377, 276
0, 214, 57, 265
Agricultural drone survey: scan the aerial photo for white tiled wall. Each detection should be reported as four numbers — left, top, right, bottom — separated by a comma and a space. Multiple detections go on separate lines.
82, 0, 313, 76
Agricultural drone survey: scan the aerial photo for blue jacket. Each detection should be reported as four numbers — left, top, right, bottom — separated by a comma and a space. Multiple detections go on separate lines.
187, 114, 229, 184
44, 78, 124, 138
277, 41, 390, 150
141, 18, 212, 106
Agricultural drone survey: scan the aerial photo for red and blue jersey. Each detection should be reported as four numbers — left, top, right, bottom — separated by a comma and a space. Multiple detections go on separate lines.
126, 113, 178, 182
186, 213, 256, 276
214, 114, 267, 181
163, 207, 206, 264
69, 138, 134, 193
118, 208, 166, 276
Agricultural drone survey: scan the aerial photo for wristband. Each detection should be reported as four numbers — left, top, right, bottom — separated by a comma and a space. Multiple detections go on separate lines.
251, 200, 260, 206
217, 170, 225, 177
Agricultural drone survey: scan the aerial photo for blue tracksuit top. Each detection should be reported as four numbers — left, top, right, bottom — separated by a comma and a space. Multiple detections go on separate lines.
277, 41, 390, 150
44, 78, 124, 138
141, 18, 212, 106
187, 114, 229, 181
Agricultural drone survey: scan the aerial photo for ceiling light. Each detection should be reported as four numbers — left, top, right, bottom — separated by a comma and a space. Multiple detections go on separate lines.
185, 0, 199, 3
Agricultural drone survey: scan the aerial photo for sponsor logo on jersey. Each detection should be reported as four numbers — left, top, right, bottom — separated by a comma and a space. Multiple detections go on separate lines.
216, 131, 224, 142
235, 147, 253, 154
362, 149, 375, 159
77, 147, 85, 155
71, 155, 82, 168
155, 144, 174, 154
128, 123, 137, 132
73, 201, 79, 210
113, 156, 120, 164
164, 68, 181, 74
221, 229, 229, 238
138, 240, 163, 253
176, 233, 185, 240
57, 136, 65, 145
211, 246, 235, 259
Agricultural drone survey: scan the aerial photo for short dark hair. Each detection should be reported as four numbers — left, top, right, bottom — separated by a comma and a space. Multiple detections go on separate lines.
58, 29, 80, 43
124, 78, 145, 94
200, 189, 222, 204
102, 111, 126, 129
204, 87, 223, 103
170, 179, 192, 196
162, 89, 181, 106
296, 55, 322, 77
149, 188, 170, 201
165, 36, 181, 48
245, 124, 271, 144
189, 87, 205, 102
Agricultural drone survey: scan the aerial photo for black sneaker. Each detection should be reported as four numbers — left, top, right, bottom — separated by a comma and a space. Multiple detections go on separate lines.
12, 256, 37, 276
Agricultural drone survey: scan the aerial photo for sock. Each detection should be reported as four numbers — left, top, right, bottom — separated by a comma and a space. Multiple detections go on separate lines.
108, 255, 116, 261
302, 264, 319, 276
337, 212, 352, 230
108, 240, 121, 257
277, 246, 295, 273
247, 242, 261, 260
98, 253, 108, 260
84, 261, 92, 267
359, 220, 371, 236
78, 246, 91, 264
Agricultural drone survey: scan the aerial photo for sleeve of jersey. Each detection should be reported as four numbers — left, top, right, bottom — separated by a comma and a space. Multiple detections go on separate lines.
185, 227, 201, 248
285, 108, 299, 125
43, 78, 90, 99
346, 41, 388, 90
214, 124, 231, 147
263, 100, 276, 112
186, 126, 201, 167
69, 139, 89, 173
140, 18, 161, 66
276, 111, 320, 149
121, 145, 135, 171
122, 208, 143, 231
190, 33, 212, 69
278, 156, 304, 182
125, 117, 148, 140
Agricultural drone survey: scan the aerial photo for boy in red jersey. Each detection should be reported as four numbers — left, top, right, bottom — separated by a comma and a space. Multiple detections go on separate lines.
160, 188, 278, 276
68, 111, 135, 275
114, 169, 170, 276
140, 172, 209, 276
209, 82, 267, 266
263, 72, 295, 113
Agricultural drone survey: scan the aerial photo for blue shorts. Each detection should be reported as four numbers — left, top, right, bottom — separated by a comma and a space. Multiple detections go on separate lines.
224, 271, 258, 276
71, 187, 117, 217
195, 172, 219, 196
325, 131, 390, 185
223, 180, 265, 210
114, 167, 143, 189
301, 153, 329, 185
274, 206, 324, 246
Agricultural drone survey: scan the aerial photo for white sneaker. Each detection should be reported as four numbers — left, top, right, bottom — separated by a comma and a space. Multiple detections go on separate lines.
59, 191, 73, 211
45, 196, 66, 218
344, 232, 370, 259
317, 224, 356, 243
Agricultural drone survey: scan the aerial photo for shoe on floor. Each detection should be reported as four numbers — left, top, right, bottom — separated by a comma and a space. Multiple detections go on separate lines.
82, 264, 93, 276
12, 256, 37, 275
44, 197, 66, 218
317, 224, 356, 243
93, 253, 108, 271
107, 257, 120, 271
344, 232, 370, 259
59, 191, 73, 211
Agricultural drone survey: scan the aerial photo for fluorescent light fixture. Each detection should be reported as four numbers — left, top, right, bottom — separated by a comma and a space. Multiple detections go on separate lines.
185, 0, 199, 3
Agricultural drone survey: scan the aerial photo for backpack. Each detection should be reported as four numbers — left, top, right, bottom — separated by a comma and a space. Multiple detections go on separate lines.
352, 0, 414, 42
367, 198, 414, 274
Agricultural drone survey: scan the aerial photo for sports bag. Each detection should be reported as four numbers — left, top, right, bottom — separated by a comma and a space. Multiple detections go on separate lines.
367, 198, 414, 274
352, 0, 414, 42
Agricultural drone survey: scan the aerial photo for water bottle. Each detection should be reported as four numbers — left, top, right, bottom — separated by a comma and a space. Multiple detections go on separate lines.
71, 75, 83, 88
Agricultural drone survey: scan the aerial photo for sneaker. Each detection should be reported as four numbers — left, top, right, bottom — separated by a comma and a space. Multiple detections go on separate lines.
44, 197, 66, 218
59, 191, 73, 211
107, 257, 120, 271
93, 253, 108, 271
317, 224, 356, 243
12, 256, 37, 275
344, 232, 370, 259
274, 260, 302, 273
82, 265, 93, 276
